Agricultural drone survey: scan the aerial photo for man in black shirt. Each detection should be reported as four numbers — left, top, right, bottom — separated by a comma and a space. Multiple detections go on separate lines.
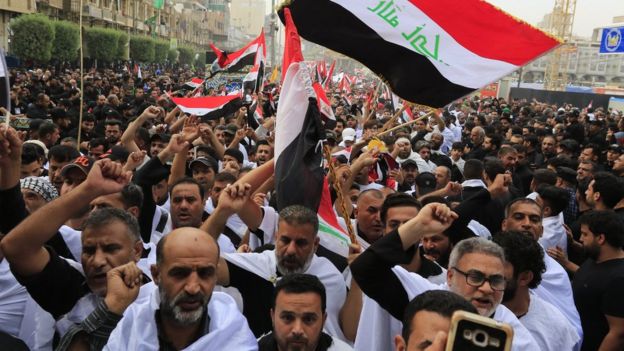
573, 210, 624, 351
1, 159, 147, 347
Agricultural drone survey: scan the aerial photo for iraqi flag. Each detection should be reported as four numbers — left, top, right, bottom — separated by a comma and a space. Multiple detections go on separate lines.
242, 50, 266, 94
279, 0, 560, 107
184, 77, 204, 89
170, 95, 242, 120
210, 30, 266, 74
274, 8, 326, 216
324, 60, 335, 89
318, 177, 352, 259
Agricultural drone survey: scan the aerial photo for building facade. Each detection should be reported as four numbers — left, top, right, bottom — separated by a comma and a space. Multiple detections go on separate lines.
0, 0, 230, 54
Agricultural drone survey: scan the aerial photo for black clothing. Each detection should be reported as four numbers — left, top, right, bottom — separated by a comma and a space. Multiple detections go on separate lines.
351, 230, 426, 321
464, 145, 487, 160
155, 310, 210, 351
26, 105, 49, 119
258, 331, 334, 351
225, 260, 282, 337
13, 246, 89, 319
0, 183, 76, 260
572, 258, 624, 351
134, 156, 170, 243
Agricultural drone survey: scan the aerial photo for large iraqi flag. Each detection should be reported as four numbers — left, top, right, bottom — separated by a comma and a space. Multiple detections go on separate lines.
274, 8, 351, 261
274, 8, 325, 212
279, 0, 560, 107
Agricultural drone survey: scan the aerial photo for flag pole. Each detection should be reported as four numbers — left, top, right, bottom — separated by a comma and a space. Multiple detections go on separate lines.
76, 0, 84, 151
374, 109, 436, 138
323, 145, 357, 244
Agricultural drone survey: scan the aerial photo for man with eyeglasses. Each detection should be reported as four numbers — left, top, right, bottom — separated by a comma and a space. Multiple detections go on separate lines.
351, 203, 539, 350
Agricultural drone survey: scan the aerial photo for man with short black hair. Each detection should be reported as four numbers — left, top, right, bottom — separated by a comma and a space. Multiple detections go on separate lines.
586, 172, 624, 211
351, 203, 539, 349
536, 185, 570, 253
573, 210, 624, 351
205, 203, 347, 341
395, 290, 477, 351
258, 274, 352, 350
493, 231, 579, 350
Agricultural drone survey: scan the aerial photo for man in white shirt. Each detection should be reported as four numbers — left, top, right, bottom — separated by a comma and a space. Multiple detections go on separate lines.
351, 203, 540, 350
493, 231, 580, 350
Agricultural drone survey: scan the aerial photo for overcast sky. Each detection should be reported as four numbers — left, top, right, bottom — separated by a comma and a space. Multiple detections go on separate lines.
485, 0, 624, 38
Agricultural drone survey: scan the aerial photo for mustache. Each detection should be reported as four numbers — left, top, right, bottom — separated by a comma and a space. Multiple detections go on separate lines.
172, 291, 207, 305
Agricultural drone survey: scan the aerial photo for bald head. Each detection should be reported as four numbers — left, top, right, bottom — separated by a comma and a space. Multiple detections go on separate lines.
155, 227, 220, 266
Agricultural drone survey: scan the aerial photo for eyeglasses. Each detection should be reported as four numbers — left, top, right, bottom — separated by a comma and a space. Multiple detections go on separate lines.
451, 267, 506, 291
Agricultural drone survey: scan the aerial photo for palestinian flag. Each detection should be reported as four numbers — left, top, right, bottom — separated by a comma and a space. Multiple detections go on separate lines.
274, 8, 325, 214
279, 0, 560, 107
184, 77, 204, 89
210, 30, 266, 74
170, 95, 242, 120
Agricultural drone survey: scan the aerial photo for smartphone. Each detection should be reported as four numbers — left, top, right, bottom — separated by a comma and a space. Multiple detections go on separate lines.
445, 311, 513, 351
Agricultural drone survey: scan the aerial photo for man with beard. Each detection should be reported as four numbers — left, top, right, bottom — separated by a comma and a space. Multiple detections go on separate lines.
254, 140, 274, 167
397, 159, 418, 192
350, 203, 539, 350
258, 274, 352, 351
1, 159, 153, 349
501, 198, 583, 340
104, 120, 123, 145
206, 203, 347, 341
493, 231, 579, 350
104, 227, 257, 350
572, 211, 624, 351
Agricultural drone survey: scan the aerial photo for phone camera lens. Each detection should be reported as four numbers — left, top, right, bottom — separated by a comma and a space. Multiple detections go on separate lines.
473, 330, 488, 347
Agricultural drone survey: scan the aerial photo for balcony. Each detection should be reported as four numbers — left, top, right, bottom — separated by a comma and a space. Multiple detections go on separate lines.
83, 3, 102, 18
102, 8, 113, 22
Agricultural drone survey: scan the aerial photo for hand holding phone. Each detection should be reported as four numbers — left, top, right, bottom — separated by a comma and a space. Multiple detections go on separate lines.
445, 311, 513, 351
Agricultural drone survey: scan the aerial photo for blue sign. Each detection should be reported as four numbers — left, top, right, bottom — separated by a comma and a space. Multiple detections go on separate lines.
600, 27, 624, 54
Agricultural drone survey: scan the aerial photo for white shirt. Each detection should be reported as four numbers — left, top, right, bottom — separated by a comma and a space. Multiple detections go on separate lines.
390, 267, 540, 351
521, 293, 580, 351
539, 215, 568, 255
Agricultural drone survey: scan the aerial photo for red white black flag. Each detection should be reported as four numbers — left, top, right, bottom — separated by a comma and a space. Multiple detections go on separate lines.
280, 0, 560, 107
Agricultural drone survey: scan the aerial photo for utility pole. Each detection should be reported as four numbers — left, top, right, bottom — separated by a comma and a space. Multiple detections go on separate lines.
271, 0, 276, 66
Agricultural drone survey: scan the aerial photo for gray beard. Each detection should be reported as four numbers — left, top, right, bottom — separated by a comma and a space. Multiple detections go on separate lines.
159, 285, 209, 327
275, 250, 314, 276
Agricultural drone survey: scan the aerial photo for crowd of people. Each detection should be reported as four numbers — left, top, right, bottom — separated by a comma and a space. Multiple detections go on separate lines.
0, 64, 623, 351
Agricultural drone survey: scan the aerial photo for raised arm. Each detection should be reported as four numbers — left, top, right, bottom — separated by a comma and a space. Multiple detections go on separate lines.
1, 159, 131, 276
120, 106, 161, 153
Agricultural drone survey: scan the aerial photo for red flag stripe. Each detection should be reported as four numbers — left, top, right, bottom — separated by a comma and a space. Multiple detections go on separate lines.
408, 0, 560, 65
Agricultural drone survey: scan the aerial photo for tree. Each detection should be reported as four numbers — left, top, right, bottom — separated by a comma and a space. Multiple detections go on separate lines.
154, 40, 169, 64
168, 48, 179, 63
10, 14, 55, 64
116, 31, 129, 61
52, 21, 80, 62
178, 46, 194, 66
194, 51, 206, 68
129, 35, 155, 63
84, 27, 120, 63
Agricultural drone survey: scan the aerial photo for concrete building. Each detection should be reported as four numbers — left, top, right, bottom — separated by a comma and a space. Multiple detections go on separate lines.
521, 14, 624, 88
0, 0, 36, 51
230, 0, 264, 37
1, 0, 230, 54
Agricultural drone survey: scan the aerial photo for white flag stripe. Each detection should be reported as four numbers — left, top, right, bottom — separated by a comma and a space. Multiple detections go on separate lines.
274, 61, 314, 159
